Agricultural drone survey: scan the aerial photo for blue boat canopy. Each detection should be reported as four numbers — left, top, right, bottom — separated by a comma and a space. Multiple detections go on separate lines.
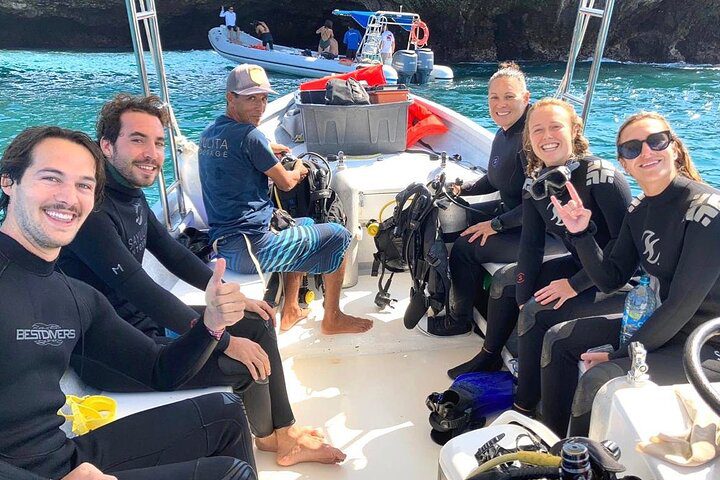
332, 10, 417, 31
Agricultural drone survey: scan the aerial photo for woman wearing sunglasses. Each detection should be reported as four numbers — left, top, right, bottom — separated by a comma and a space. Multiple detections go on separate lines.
510, 98, 633, 424
544, 112, 720, 437
446, 63, 562, 348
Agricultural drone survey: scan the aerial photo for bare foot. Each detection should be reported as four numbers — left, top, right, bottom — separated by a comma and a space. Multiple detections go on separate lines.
321, 310, 373, 335
255, 425, 325, 452
276, 432, 347, 466
256, 426, 326, 453
255, 435, 277, 452
289, 425, 325, 440
280, 306, 311, 331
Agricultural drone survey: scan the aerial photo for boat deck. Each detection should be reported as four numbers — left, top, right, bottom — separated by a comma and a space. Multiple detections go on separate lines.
170, 268, 481, 479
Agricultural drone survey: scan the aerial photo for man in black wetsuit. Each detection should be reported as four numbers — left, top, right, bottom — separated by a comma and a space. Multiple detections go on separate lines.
0, 126, 254, 479
58, 94, 345, 467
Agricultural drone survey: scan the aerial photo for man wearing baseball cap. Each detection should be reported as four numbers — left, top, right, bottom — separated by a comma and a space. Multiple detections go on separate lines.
198, 64, 373, 335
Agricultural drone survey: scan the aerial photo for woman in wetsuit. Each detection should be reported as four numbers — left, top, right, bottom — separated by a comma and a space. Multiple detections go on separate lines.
501, 98, 633, 424
544, 112, 720, 437
441, 62, 531, 342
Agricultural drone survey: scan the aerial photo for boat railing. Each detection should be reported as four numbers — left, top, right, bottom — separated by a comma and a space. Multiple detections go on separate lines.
125, 0, 187, 231
357, 15, 385, 64
350, 10, 423, 64
555, 0, 616, 128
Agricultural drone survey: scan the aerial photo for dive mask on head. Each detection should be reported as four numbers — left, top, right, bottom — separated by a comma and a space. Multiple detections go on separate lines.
527, 160, 579, 201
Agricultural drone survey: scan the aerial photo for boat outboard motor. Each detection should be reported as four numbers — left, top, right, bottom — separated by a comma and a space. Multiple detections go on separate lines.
391, 50, 418, 86
414, 48, 435, 85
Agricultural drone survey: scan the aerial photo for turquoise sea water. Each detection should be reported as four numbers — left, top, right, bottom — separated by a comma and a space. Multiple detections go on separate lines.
1, 49, 719, 203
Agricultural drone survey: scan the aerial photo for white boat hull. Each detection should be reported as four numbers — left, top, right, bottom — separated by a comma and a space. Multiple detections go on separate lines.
208, 26, 452, 81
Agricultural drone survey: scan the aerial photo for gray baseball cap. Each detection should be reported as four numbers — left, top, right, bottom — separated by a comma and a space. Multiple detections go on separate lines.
226, 64, 277, 96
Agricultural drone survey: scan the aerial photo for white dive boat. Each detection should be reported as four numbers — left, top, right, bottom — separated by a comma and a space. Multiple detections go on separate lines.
208, 9, 454, 81
55, 1, 720, 479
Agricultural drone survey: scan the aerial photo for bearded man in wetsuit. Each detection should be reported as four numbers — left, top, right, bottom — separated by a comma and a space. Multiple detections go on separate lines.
198, 64, 373, 334
0, 126, 255, 479
58, 94, 346, 467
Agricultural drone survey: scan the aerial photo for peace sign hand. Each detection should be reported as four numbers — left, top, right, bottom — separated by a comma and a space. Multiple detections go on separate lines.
549, 182, 593, 234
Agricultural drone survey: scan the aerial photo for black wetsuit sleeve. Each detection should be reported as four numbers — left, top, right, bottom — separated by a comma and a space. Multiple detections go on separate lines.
516, 198, 546, 306
461, 175, 495, 196
146, 212, 213, 292
571, 217, 639, 294
568, 175, 632, 294
609, 219, 720, 359
78, 285, 217, 390
496, 204, 523, 230
67, 212, 201, 334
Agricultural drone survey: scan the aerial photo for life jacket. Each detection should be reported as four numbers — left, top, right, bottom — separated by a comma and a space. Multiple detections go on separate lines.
299, 64, 387, 91
406, 101, 449, 148
370, 182, 450, 329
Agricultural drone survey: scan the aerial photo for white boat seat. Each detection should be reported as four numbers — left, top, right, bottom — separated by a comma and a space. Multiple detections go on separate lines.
438, 410, 560, 480
590, 382, 720, 479
59, 369, 231, 438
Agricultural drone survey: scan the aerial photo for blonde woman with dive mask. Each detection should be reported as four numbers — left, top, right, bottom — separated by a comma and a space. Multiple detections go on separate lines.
508, 98, 632, 434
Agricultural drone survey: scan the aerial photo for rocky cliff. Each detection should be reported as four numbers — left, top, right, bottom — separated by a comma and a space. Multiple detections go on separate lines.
0, 0, 718, 63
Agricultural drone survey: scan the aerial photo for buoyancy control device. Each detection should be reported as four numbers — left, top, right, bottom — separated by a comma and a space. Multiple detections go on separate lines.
268, 152, 347, 305
369, 174, 453, 329
272, 152, 346, 226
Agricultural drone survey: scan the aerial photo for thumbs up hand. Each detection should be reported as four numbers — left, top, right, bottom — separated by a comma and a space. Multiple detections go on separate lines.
204, 258, 246, 332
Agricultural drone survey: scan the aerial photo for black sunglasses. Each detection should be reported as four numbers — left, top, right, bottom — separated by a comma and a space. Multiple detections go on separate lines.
617, 130, 673, 160
528, 164, 573, 201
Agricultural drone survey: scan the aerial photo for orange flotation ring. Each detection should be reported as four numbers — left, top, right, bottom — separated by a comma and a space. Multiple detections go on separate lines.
410, 21, 429, 48
406, 101, 448, 148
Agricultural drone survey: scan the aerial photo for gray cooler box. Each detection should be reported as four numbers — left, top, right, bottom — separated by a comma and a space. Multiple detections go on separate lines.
298, 100, 411, 156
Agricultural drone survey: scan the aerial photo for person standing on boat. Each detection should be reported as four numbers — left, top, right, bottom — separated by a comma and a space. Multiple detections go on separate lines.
379, 26, 395, 64
59, 94, 347, 467
542, 112, 720, 437
343, 25, 362, 60
444, 62, 564, 356
199, 64, 374, 335
0, 126, 255, 479
508, 98, 633, 420
220, 5, 239, 43
316, 20, 333, 55
253, 21, 273, 50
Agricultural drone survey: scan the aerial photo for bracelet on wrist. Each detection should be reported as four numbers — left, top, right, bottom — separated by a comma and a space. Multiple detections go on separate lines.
206, 326, 226, 341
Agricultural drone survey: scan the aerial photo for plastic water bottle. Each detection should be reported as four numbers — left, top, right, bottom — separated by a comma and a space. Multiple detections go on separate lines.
619, 274, 656, 347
